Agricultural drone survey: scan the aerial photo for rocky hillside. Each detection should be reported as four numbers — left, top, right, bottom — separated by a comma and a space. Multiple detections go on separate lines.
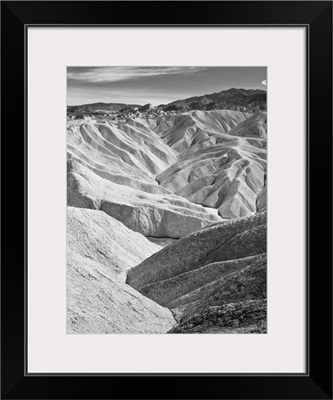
67, 118, 222, 238
162, 88, 266, 112
67, 207, 175, 333
126, 212, 266, 324
67, 90, 267, 334
168, 300, 267, 334
155, 111, 267, 218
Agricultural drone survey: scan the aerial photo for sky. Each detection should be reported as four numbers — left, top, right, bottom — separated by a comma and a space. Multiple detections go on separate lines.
67, 66, 267, 106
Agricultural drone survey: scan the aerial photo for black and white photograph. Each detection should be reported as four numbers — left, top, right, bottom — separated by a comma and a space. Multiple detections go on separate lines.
3, 0, 333, 396
66, 66, 267, 334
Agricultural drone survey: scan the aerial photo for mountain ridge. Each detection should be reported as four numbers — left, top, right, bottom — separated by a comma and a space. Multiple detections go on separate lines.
67, 88, 267, 119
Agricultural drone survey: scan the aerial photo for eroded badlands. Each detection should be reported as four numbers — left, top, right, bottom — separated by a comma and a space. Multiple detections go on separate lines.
67, 102, 267, 334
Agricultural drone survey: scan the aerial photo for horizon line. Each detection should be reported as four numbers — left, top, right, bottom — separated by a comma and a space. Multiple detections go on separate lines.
67, 86, 267, 107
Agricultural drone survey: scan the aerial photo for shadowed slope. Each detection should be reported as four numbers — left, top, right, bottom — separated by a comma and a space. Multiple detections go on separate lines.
126, 212, 266, 321
169, 299, 267, 334
169, 254, 266, 322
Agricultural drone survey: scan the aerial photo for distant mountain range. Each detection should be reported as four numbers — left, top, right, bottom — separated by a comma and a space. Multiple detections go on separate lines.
67, 102, 141, 116
161, 88, 266, 112
67, 88, 267, 117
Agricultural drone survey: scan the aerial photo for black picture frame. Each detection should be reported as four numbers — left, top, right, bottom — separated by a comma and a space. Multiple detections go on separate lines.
1, 1, 332, 399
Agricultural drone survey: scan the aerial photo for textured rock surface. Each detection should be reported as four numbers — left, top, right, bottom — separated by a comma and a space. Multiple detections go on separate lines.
257, 185, 267, 212
67, 207, 175, 333
155, 111, 267, 219
66, 102, 267, 334
127, 212, 266, 288
67, 119, 222, 238
170, 254, 266, 322
67, 118, 177, 191
126, 212, 266, 321
136, 254, 266, 319
168, 300, 267, 334
228, 112, 267, 138
155, 110, 251, 152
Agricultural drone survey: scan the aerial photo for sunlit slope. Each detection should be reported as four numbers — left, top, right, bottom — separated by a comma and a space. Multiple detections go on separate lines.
67, 119, 222, 238
153, 110, 251, 151
67, 207, 175, 333
67, 118, 177, 192
155, 111, 267, 219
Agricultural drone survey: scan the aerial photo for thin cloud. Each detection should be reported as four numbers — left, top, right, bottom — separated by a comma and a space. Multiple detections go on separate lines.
67, 66, 206, 83
261, 80, 267, 85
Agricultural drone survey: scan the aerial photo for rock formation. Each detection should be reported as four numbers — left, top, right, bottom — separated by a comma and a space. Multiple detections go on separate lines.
67, 207, 175, 333
67, 118, 222, 238
155, 111, 267, 219
67, 89, 267, 334
168, 300, 267, 334
138, 103, 154, 112
126, 212, 266, 322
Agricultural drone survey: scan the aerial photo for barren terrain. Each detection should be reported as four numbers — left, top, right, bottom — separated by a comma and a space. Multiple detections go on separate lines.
67, 88, 267, 334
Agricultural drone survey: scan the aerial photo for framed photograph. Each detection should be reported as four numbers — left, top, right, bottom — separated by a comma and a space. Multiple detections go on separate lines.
1, 1, 332, 399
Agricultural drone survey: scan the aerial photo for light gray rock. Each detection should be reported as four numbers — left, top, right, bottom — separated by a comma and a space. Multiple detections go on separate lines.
67, 207, 175, 334
67, 159, 222, 238
154, 110, 251, 151
67, 118, 177, 191
155, 111, 267, 219
66, 107, 267, 334
227, 111, 267, 138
